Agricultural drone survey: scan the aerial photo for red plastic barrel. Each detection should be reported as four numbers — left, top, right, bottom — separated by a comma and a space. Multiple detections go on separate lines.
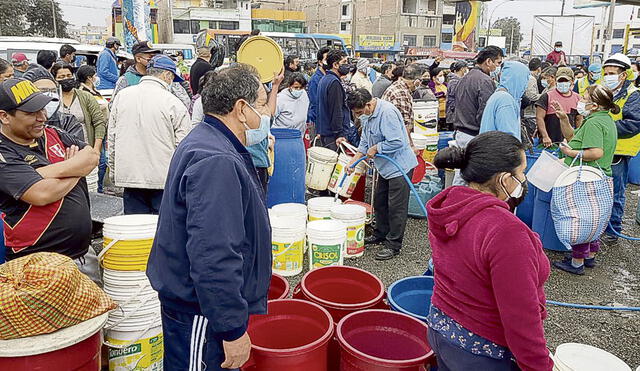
337, 309, 435, 371
0, 313, 107, 370
268, 273, 290, 300
292, 266, 386, 323
242, 299, 334, 371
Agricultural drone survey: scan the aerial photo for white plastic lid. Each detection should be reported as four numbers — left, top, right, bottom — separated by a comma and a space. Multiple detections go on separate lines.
308, 197, 342, 210
330, 204, 367, 220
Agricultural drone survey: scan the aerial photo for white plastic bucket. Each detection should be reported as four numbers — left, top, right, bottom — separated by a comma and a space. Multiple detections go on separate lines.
103, 269, 160, 332
271, 216, 306, 277
554, 343, 631, 371
271, 203, 308, 222
411, 133, 428, 150
422, 134, 439, 164
86, 167, 99, 193
105, 325, 163, 371
327, 152, 367, 198
330, 204, 366, 258
307, 220, 346, 270
308, 197, 342, 221
306, 146, 339, 190
100, 215, 158, 271
413, 101, 439, 135
527, 151, 569, 192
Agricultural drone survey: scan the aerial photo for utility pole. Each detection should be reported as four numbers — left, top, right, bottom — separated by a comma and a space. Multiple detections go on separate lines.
51, 0, 58, 38
510, 25, 514, 55
604, 0, 617, 57
560, 0, 566, 16
157, 0, 173, 43
351, 0, 357, 57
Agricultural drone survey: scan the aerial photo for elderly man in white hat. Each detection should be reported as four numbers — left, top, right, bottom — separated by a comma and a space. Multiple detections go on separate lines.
351, 58, 373, 94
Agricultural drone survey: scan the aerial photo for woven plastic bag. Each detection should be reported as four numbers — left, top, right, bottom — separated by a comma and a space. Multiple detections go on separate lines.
0, 252, 117, 340
550, 155, 614, 249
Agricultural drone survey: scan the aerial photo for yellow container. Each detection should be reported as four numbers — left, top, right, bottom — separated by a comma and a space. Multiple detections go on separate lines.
106, 326, 163, 371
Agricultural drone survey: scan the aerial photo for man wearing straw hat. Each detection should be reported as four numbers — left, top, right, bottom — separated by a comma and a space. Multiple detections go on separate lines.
0, 78, 100, 279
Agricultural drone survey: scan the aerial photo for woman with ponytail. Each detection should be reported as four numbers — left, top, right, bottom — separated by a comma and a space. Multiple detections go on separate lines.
427, 131, 553, 371
550, 84, 618, 275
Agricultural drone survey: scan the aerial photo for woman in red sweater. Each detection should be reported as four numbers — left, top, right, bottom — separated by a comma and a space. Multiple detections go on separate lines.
427, 131, 553, 371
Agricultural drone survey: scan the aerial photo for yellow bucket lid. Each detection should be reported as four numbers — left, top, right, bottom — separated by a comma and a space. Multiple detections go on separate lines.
237, 36, 284, 83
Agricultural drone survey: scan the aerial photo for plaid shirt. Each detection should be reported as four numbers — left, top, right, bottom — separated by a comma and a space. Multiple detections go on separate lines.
382, 79, 414, 129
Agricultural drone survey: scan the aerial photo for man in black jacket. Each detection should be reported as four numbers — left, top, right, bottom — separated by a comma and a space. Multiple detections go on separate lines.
190, 47, 212, 94
451, 46, 503, 185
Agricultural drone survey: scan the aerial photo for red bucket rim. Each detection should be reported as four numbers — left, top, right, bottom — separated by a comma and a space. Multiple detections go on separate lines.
336, 309, 434, 366
269, 273, 290, 300
249, 299, 334, 354
300, 266, 385, 309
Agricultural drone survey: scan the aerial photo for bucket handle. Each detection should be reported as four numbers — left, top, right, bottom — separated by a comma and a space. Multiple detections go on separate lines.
97, 238, 120, 263
339, 142, 372, 169
272, 240, 302, 258
104, 291, 156, 331
102, 314, 161, 350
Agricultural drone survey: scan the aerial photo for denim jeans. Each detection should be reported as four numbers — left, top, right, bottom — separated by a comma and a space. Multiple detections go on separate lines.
97, 138, 108, 193
606, 156, 630, 235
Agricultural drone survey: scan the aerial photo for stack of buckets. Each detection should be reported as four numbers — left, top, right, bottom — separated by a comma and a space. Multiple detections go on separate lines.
99, 215, 163, 371
86, 167, 99, 193
270, 203, 307, 277
306, 143, 367, 199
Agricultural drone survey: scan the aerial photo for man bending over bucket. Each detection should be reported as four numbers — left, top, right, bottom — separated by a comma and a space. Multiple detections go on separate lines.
347, 88, 417, 261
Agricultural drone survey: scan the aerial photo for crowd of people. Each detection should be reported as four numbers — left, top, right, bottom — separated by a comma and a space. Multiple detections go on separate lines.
0, 35, 639, 370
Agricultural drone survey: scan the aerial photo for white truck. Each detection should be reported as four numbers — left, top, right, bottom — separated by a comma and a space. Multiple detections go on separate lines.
531, 15, 596, 59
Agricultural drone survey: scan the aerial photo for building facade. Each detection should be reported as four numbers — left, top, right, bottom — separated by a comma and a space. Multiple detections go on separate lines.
68, 24, 111, 45
294, 0, 444, 59
171, 0, 252, 44
593, 10, 640, 56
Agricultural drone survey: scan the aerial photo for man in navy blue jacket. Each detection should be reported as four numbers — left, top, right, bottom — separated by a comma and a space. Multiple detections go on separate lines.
96, 37, 121, 90
147, 65, 272, 370
307, 46, 330, 125
316, 49, 350, 150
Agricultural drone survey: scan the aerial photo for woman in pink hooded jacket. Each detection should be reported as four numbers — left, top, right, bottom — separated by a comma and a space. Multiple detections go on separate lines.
426, 131, 553, 371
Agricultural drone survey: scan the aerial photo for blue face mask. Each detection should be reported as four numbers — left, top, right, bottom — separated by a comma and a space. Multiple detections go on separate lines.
556, 81, 571, 94
359, 114, 370, 122
541, 80, 549, 89
289, 88, 303, 99
490, 66, 501, 79
603, 74, 621, 90
244, 103, 271, 146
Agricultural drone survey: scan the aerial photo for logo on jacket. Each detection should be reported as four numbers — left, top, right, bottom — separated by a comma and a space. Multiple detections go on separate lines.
24, 154, 37, 165
49, 143, 65, 159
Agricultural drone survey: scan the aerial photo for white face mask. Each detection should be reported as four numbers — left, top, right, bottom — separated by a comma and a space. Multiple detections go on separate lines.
42, 91, 60, 119
243, 103, 271, 146
576, 101, 591, 116
437, 76, 445, 84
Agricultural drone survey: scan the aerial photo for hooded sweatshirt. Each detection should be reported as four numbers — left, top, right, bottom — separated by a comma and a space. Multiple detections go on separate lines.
479, 61, 530, 140
427, 186, 552, 371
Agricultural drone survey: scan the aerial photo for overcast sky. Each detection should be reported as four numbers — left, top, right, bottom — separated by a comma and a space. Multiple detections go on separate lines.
59, 0, 636, 39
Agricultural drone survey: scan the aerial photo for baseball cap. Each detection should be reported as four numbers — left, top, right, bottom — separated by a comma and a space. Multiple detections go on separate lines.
11, 53, 28, 64
106, 37, 121, 47
0, 78, 52, 112
603, 53, 631, 70
556, 67, 574, 81
555, 41, 563, 47
588, 63, 602, 73
148, 55, 184, 82
132, 40, 160, 56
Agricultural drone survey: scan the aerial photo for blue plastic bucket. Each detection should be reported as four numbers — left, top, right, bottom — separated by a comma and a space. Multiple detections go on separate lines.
516, 149, 542, 228
532, 189, 567, 251
629, 152, 640, 186
388, 276, 435, 322
267, 129, 306, 208
437, 132, 454, 181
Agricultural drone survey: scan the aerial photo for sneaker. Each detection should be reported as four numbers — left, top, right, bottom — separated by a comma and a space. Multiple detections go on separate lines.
553, 260, 585, 275
375, 247, 399, 261
600, 233, 619, 245
562, 256, 596, 268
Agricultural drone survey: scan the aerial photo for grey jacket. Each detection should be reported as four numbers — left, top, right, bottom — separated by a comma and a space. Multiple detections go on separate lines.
523, 75, 541, 118
372, 75, 393, 98
452, 67, 496, 136
445, 73, 462, 124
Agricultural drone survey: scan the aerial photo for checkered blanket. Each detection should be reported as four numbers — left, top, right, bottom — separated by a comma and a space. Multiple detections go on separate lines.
0, 252, 116, 340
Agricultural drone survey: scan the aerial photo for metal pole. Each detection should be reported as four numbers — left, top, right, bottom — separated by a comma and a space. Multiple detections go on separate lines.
51, 0, 58, 38
561, 0, 566, 16
510, 24, 514, 55
605, 0, 617, 56
352, 0, 357, 57
486, 0, 511, 49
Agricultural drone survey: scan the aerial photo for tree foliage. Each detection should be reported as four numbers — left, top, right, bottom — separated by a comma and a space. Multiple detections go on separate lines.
492, 17, 523, 55
0, 0, 69, 38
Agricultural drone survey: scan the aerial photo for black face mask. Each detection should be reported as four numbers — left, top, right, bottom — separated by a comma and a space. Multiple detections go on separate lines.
59, 78, 77, 92
422, 79, 430, 85
338, 64, 352, 76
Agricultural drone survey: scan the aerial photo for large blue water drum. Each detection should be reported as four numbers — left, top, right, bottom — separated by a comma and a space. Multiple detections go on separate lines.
532, 189, 567, 251
438, 131, 454, 151
266, 128, 306, 208
516, 149, 542, 227
629, 152, 640, 185
388, 276, 435, 322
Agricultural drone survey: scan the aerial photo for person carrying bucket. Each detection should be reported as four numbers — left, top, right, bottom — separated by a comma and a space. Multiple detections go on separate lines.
428, 132, 553, 371
550, 84, 618, 275
147, 65, 272, 371
346, 88, 417, 261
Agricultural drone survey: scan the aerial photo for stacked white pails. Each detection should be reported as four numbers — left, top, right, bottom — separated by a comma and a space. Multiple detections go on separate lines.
99, 215, 163, 371
307, 197, 342, 221
86, 167, 99, 193
270, 203, 307, 276
553, 343, 631, 371
331, 204, 367, 258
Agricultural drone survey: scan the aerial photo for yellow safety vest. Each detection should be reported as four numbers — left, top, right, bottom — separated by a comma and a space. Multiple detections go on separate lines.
611, 84, 640, 157
577, 76, 602, 96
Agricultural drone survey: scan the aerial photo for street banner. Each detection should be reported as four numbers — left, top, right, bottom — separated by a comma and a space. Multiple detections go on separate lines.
453, 1, 480, 52
121, 0, 154, 53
